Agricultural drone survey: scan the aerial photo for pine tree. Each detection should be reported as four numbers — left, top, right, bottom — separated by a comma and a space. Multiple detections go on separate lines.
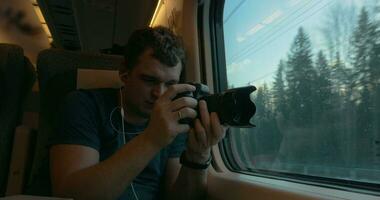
357, 86, 373, 135
351, 7, 378, 136
351, 8, 376, 94
369, 41, 380, 86
328, 51, 356, 166
254, 84, 271, 119
286, 27, 316, 127
351, 7, 379, 167
250, 83, 283, 168
368, 14, 380, 166
272, 60, 288, 120
314, 51, 333, 120
331, 52, 351, 98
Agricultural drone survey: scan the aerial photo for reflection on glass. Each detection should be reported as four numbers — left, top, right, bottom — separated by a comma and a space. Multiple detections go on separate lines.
223, 0, 380, 184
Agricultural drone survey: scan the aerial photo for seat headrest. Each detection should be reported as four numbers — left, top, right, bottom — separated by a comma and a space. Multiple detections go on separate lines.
37, 48, 124, 93
76, 68, 122, 89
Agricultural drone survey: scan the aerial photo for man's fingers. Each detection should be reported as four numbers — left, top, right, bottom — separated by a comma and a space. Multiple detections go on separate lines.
187, 128, 198, 150
161, 84, 196, 100
210, 112, 226, 144
173, 107, 197, 121
176, 124, 190, 134
194, 119, 208, 146
199, 100, 211, 134
171, 97, 198, 111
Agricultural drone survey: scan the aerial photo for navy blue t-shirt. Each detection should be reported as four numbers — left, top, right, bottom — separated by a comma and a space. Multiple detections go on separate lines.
50, 88, 187, 200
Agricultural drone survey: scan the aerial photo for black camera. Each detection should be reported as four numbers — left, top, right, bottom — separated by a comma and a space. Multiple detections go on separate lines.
175, 83, 256, 127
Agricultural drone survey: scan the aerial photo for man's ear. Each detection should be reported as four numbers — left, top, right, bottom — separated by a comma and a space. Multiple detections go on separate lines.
119, 61, 129, 82
119, 71, 129, 82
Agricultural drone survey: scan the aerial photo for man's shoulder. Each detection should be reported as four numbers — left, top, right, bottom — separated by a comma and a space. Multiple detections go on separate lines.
62, 88, 118, 120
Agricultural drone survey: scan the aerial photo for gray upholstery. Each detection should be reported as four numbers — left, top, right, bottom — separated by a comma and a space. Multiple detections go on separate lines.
0, 44, 36, 196
26, 49, 123, 195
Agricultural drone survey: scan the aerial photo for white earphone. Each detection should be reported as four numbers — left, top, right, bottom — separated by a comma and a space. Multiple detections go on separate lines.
119, 72, 127, 122
120, 87, 126, 145
108, 87, 138, 137
118, 87, 139, 200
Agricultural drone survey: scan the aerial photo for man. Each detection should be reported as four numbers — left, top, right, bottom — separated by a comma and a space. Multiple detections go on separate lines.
49, 26, 226, 200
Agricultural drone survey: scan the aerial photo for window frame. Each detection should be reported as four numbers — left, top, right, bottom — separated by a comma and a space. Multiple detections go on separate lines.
202, 0, 380, 196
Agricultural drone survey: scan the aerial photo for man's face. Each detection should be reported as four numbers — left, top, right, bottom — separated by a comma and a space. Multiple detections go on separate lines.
121, 48, 182, 120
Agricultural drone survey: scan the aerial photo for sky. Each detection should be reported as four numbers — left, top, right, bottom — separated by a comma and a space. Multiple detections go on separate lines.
223, 0, 374, 88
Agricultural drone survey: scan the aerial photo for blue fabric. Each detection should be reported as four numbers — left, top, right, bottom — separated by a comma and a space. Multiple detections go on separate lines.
50, 88, 187, 200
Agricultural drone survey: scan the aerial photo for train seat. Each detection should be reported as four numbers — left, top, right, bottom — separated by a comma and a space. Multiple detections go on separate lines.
25, 49, 123, 196
0, 44, 36, 196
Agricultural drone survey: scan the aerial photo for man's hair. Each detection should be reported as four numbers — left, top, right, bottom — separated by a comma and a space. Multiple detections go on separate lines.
123, 26, 186, 71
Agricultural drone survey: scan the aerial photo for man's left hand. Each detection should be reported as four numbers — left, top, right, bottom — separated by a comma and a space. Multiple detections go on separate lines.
185, 100, 227, 163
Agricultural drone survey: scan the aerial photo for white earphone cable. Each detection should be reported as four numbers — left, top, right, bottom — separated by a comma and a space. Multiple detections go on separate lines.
118, 88, 139, 200
108, 106, 137, 136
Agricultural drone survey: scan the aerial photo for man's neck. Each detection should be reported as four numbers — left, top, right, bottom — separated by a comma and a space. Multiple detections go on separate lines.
123, 110, 148, 126
118, 88, 148, 126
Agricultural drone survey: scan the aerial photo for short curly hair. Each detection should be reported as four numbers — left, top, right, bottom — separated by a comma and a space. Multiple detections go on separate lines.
123, 26, 186, 71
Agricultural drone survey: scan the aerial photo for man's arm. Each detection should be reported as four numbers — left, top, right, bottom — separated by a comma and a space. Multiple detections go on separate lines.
50, 132, 161, 200
164, 101, 227, 200
51, 84, 198, 200
164, 157, 208, 200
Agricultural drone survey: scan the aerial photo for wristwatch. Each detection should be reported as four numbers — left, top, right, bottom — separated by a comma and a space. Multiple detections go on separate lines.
180, 150, 212, 170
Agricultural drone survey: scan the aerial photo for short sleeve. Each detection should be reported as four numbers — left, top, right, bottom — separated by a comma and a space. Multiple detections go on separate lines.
167, 133, 187, 158
49, 90, 101, 151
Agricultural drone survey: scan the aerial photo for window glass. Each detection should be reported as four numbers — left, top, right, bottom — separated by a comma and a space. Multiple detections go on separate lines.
222, 0, 380, 185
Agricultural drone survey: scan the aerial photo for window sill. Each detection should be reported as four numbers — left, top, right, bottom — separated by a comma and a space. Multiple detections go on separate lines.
207, 169, 380, 200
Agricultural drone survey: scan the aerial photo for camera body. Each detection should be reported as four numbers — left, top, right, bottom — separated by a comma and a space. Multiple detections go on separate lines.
175, 83, 256, 127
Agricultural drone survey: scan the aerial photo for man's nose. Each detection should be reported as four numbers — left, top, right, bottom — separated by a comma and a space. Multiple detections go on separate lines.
152, 84, 166, 98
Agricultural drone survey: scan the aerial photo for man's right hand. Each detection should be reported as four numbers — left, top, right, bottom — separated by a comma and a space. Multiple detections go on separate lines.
144, 84, 198, 148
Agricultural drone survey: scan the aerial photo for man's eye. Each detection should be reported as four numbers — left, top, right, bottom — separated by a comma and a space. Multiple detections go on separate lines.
165, 82, 177, 87
142, 78, 156, 83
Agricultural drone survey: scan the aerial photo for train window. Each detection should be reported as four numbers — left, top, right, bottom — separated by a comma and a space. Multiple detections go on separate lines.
219, 0, 380, 190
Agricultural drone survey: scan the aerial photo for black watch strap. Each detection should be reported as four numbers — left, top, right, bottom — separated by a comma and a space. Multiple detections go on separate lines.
180, 151, 211, 170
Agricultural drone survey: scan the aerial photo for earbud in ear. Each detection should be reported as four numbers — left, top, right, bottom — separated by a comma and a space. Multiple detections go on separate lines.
120, 72, 128, 83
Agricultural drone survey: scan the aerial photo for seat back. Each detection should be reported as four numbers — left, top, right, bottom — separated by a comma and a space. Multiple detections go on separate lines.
0, 44, 36, 196
26, 49, 123, 195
